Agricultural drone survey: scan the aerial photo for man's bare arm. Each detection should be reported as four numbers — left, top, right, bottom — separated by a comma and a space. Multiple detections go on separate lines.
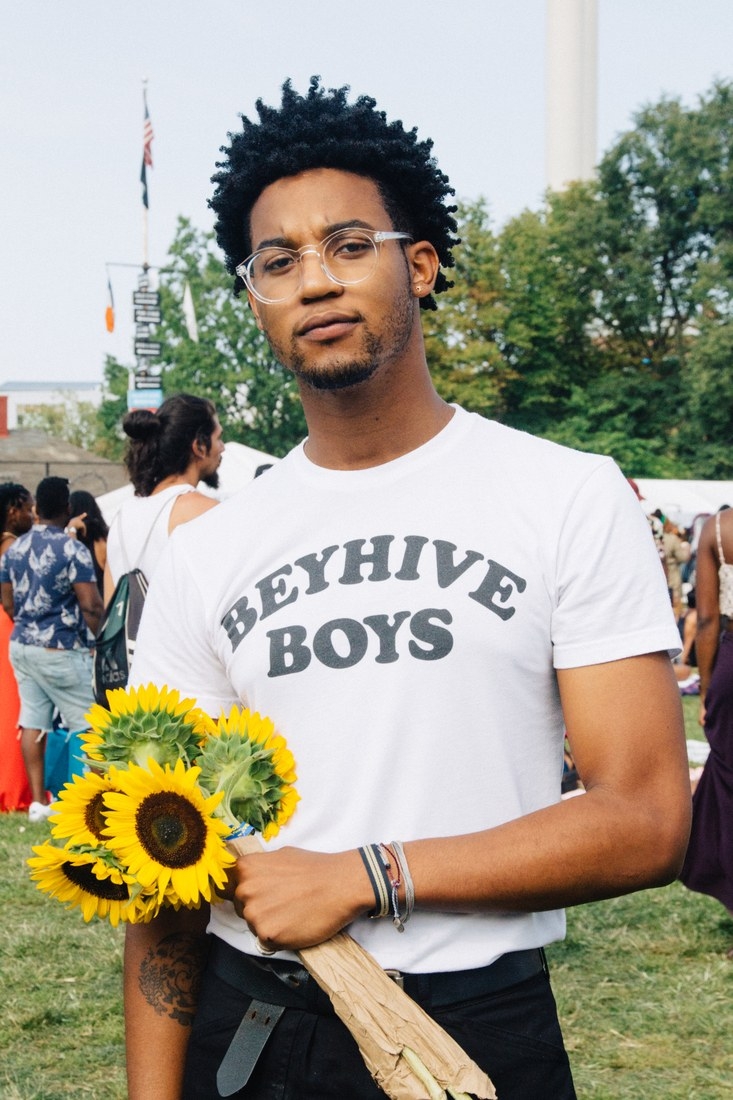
125, 905, 210, 1100
234, 653, 692, 948
1, 580, 14, 619
72, 580, 104, 636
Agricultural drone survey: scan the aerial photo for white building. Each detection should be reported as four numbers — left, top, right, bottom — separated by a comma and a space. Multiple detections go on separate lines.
0, 379, 103, 430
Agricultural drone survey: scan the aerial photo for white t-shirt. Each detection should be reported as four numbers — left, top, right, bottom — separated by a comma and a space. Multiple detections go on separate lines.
132, 407, 680, 973
106, 485, 196, 588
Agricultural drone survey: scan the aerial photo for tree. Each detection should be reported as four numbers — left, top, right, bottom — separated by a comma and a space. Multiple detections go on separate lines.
494, 182, 605, 436
99, 219, 306, 458
93, 83, 733, 477
18, 396, 106, 455
422, 200, 513, 418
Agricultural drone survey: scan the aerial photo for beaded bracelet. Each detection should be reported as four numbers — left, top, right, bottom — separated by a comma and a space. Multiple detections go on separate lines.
377, 843, 404, 931
389, 840, 415, 925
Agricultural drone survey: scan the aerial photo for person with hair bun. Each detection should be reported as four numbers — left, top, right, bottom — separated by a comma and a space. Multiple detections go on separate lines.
104, 393, 225, 604
0, 483, 34, 812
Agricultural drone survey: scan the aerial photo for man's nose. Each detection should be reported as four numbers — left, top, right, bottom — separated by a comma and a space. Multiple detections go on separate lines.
298, 249, 341, 297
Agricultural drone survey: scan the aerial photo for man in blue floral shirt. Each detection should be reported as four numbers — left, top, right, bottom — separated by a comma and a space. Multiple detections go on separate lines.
0, 476, 103, 821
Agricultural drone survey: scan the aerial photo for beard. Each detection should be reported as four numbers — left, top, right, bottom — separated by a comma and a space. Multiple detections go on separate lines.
200, 468, 220, 490
266, 281, 415, 393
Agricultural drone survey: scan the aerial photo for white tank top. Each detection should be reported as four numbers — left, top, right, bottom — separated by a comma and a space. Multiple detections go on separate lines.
106, 485, 196, 588
715, 511, 733, 617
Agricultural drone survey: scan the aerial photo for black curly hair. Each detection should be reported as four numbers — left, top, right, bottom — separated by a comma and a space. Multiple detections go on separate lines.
0, 482, 31, 531
209, 77, 459, 311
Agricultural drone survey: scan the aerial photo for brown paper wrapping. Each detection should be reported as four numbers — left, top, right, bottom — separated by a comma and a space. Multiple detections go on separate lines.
229, 835, 496, 1100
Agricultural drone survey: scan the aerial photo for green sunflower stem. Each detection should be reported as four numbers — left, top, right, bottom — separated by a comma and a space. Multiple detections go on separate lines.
401, 1047, 448, 1099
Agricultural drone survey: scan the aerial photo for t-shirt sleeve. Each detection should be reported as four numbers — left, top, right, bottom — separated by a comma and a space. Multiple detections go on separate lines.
551, 459, 681, 668
129, 538, 238, 719
69, 541, 97, 584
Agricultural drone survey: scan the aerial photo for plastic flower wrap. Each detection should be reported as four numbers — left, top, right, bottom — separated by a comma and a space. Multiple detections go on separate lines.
28, 684, 299, 926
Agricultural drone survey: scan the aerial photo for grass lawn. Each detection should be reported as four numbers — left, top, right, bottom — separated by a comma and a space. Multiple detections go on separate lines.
0, 692, 728, 1098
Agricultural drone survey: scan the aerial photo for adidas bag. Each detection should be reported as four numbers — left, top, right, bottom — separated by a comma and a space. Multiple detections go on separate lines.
92, 568, 148, 705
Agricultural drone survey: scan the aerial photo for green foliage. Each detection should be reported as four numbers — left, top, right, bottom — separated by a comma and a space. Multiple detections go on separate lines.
18, 398, 103, 455
678, 319, 733, 476
100, 219, 306, 460
92, 83, 733, 477
549, 883, 733, 1099
2, 811, 730, 1098
155, 219, 306, 457
424, 82, 733, 476
0, 815, 127, 1099
423, 199, 512, 418
95, 356, 129, 461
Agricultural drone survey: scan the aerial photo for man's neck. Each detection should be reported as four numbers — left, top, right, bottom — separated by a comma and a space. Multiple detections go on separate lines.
152, 468, 200, 493
299, 358, 453, 471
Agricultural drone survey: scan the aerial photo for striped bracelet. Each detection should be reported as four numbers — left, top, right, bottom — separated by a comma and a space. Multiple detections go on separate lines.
358, 843, 392, 918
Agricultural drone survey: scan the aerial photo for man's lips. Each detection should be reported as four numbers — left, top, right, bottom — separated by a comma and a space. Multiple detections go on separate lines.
297, 313, 360, 341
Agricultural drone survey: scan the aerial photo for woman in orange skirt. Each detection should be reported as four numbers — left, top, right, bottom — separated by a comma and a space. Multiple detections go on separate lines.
0, 483, 34, 812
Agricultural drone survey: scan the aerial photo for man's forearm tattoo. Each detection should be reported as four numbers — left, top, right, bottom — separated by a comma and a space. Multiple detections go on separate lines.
139, 932, 208, 1026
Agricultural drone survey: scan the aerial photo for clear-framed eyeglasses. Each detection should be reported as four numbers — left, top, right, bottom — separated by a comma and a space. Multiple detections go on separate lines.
235, 227, 413, 304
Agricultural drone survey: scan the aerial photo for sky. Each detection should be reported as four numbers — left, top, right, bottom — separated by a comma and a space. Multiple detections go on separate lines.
2, 0, 732, 386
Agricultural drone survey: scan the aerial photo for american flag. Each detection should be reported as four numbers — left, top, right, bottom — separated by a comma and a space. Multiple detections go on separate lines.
141, 92, 154, 208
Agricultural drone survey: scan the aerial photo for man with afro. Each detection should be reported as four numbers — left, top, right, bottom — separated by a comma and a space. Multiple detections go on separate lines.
126, 78, 690, 1099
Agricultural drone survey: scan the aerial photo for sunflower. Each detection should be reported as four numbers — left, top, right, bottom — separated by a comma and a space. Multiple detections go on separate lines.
82, 683, 215, 771
196, 706, 299, 837
102, 758, 234, 906
27, 842, 156, 926
50, 769, 120, 848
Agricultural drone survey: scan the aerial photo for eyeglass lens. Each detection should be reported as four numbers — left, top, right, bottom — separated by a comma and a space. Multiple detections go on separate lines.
249, 229, 381, 301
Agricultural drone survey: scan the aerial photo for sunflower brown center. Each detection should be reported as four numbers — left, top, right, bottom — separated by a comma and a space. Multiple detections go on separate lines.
85, 791, 110, 841
136, 792, 208, 868
62, 861, 129, 901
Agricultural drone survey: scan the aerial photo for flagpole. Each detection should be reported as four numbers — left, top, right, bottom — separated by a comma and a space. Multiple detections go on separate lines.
142, 79, 150, 272
132, 81, 161, 411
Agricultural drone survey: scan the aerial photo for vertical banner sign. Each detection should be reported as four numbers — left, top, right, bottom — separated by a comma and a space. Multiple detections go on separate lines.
129, 273, 163, 411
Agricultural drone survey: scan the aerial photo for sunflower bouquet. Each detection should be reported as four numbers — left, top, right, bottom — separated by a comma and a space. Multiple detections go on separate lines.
28, 684, 298, 927
29, 684, 494, 1099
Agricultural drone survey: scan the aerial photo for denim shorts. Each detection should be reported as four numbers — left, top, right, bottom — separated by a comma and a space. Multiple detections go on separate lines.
9, 641, 94, 732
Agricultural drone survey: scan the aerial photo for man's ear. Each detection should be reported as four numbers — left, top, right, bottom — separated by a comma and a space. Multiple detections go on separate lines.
247, 289, 265, 330
407, 240, 440, 300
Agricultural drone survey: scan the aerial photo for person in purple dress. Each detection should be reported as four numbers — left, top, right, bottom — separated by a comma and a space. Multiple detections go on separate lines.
680, 507, 733, 953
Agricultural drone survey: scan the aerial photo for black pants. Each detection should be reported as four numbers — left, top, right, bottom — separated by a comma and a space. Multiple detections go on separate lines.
182, 940, 576, 1099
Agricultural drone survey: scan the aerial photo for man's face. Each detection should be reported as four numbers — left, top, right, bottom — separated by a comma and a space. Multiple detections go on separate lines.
247, 168, 417, 392
199, 419, 225, 489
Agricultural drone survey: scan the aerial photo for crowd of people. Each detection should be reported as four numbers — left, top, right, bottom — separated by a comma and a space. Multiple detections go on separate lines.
0, 393, 225, 820
0, 77, 730, 1099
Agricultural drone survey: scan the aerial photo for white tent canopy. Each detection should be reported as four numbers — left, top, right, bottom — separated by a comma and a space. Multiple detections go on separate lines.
96, 440, 278, 523
635, 479, 733, 527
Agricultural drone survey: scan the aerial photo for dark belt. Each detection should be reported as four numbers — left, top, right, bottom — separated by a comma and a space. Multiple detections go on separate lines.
212, 936, 547, 1096
210, 935, 546, 1011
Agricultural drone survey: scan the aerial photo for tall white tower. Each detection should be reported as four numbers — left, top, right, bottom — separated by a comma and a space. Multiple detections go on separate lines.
545, 0, 598, 191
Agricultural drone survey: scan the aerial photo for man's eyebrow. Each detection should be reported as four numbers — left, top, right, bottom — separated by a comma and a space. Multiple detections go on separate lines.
253, 220, 378, 251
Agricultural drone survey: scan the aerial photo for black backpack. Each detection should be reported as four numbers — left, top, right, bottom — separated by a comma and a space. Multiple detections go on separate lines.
92, 494, 173, 707
92, 568, 149, 705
